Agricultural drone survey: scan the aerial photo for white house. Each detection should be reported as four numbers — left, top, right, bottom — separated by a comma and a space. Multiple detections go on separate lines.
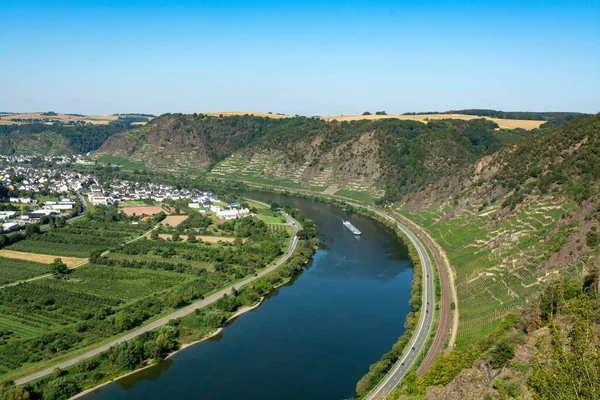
88, 194, 108, 206
2, 222, 18, 232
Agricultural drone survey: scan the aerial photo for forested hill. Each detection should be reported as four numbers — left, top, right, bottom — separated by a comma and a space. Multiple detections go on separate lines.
95, 113, 528, 201
386, 115, 600, 400
0, 118, 141, 156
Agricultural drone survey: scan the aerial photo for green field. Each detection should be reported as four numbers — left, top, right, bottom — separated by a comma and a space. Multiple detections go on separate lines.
41, 264, 193, 302
95, 154, 150, 171
7, 221, 151, 258
334, 189, 376, 204
0, 257, 50, 285
0, 205, 292, 379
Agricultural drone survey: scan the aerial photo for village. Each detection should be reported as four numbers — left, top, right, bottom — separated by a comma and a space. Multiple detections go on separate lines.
0, 157, 251, 234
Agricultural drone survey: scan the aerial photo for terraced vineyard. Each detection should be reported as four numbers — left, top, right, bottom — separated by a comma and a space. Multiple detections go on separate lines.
209, 152, 383, 201
399, 197, 584, 348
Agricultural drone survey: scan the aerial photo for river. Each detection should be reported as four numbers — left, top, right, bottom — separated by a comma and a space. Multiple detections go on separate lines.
84, 192, 413, 400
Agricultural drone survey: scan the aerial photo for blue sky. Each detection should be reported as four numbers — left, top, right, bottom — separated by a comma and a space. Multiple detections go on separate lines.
1, 0, 598, 115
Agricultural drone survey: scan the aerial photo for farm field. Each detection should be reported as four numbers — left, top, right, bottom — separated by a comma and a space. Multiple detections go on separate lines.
148, 234, 239, 243
399, 196, 581, 348
0, 257, 52, 285
320, 113, 545, 130
6, 220, 151, 258
208, 153, 381, 198
0, 250, 86, 268
0, 112, 119, 125
0, 205, 291, 379
122, 206, 164, 217
203, 111, 291, 118
161, 215, 188, 226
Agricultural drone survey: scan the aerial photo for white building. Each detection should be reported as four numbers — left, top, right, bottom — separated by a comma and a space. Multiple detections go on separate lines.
2, 222, 18, 232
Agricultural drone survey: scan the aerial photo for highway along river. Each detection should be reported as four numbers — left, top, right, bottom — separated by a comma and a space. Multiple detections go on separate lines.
84, 193, 414, 400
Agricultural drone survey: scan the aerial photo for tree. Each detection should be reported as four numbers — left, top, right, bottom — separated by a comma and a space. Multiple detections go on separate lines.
150, 230, 159, 240
89, 249, 102, 263
49, 258, 68, 276
0, 383, 30, 400
203, 311, 227, 329
375, 110, 387, 115
490, 341, 514, 368
24, 224, 40, 238
362, 111, 372, 115
42, 377, 79, 400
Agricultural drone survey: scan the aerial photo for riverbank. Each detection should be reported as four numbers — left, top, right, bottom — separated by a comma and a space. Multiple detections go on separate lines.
13, 207, 315, 399
241, 185, 445, 397
70, 298, 267, 400
68, 241, 315, 399
71, 270, 307, 399
68, 191, 414, 400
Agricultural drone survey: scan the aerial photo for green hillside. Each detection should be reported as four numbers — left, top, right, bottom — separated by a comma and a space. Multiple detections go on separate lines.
97, 113, 532, 202
383, 114, 600, 398
0, 119, 142, 156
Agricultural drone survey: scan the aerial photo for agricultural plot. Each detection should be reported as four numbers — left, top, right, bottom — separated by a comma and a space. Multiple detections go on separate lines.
0, 250, 87, 268
40, 264, 193, 302
122, 206, 164, 217
400, 196, 580, 348
209, 152, 381, 198
6, 221, 150, 258
161, 215, 188, 226
107, 252, 213, 273
0, 257, 51, 285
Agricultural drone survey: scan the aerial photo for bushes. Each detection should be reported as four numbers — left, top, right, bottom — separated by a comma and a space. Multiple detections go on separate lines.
489, 341, 514, 368
42, 377, 79, 400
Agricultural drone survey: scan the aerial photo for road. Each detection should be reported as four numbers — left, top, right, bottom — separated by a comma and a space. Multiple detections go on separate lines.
15, 211, 301, 386
239, 182, 455, 396
356, 208, 435, 400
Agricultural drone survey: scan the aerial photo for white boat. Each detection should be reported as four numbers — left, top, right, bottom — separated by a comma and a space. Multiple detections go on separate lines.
343, 220, 361, 235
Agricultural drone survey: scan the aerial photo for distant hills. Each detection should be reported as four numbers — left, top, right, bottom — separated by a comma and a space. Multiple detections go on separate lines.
95, 110, 593, 202
96, 113, 530, 202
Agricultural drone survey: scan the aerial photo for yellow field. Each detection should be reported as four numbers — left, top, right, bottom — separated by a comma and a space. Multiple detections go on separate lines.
204, 111, 291, 119
161, 215, 188, 227
0, 250, 87, 268
0, 113, 154, 126
321, 113, 545, 130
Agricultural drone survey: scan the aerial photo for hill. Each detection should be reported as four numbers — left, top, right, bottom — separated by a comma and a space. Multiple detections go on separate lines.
0, 118, 145, 156
374, 114, 600, 398
95, 113, 529, 202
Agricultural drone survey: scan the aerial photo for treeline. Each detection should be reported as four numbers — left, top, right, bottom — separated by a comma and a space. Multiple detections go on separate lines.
492, 114, 600, 205
0, 118, 139, 155
403, 109, 590, 121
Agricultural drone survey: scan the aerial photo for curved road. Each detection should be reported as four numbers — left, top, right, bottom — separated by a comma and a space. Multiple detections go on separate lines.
240, 183, 454, 398
354, 207, 435, 400
15, 211, 301, 386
